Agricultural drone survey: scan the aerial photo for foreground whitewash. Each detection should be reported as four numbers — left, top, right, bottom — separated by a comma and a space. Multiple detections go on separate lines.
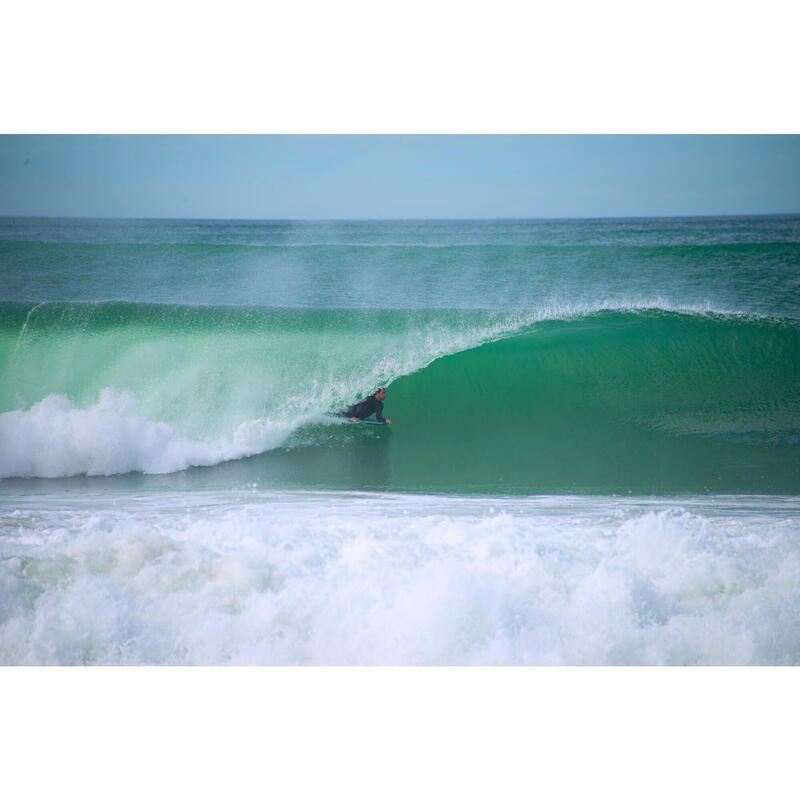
2, 491, 798, 665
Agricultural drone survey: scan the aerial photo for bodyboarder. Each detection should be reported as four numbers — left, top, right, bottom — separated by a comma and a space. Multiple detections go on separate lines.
341, 388, 392, 425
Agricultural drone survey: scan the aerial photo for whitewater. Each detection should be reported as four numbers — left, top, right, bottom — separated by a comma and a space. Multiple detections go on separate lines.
1, 216, 799, 664
3, 491, 799, 665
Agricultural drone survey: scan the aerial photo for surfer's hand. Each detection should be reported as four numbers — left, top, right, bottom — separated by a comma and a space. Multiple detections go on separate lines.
351, 417, 359, 422
386, 419, 392, 425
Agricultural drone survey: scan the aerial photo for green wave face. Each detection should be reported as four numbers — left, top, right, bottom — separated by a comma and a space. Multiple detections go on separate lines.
1, 303, 798, 493
379, 311, 800, 493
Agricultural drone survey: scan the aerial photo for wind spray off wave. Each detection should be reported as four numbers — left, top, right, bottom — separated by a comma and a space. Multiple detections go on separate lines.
0, 301, 542, 478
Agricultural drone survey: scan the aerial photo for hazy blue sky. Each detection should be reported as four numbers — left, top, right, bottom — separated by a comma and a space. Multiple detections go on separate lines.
1, 135, 798, 219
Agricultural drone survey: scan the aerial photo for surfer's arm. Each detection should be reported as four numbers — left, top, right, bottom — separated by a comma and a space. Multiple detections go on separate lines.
374, 399, 391, 424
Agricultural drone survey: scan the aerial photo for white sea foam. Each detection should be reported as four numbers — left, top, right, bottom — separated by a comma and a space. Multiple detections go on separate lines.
0, 389, 301, 478
1, 492, 798, 665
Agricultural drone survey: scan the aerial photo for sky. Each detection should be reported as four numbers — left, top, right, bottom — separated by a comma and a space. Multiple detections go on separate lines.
1, 135, 799, 220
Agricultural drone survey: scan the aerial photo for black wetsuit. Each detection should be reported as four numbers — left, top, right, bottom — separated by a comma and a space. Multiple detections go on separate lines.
343, 394, 386, 421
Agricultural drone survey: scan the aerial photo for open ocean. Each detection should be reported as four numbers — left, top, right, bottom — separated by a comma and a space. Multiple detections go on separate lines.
1, 215, 799, 665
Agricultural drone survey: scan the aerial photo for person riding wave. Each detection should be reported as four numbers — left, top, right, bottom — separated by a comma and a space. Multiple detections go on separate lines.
341, 388, 392, 425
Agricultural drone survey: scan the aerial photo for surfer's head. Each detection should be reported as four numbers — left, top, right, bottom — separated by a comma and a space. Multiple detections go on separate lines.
375, 388, 386, 400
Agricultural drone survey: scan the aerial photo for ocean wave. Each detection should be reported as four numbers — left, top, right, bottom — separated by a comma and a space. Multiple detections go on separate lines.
1, 303, 798, 490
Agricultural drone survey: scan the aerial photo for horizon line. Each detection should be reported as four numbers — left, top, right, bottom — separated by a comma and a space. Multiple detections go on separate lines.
2, 211, 799, 223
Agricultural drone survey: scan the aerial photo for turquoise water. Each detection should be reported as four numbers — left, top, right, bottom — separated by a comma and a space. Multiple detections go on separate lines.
2, 216, 799, 664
